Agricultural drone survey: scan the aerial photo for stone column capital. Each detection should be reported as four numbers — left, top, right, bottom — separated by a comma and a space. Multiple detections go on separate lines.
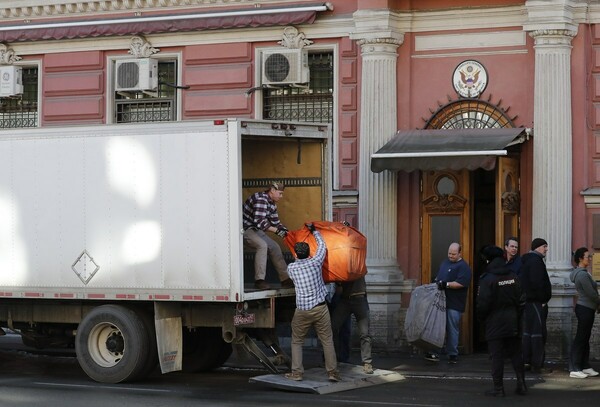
356, 37, 402, 57
528, 29, 577, 47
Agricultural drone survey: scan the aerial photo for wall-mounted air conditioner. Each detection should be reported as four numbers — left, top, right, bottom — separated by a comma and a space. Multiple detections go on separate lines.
115, 58, 159, 92
261, 48, 310, 86
0, 65, 23, 97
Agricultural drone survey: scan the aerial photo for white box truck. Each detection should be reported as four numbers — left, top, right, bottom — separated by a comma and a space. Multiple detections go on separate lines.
0, 119, 331, 383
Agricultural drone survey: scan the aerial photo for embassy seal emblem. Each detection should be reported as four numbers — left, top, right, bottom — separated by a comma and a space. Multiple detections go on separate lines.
453, 60, 488, 98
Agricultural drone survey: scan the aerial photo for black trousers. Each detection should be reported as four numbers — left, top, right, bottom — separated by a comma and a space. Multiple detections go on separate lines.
522, 301, 547, 369
488, 336, 524, 385
570, 304, 596, 371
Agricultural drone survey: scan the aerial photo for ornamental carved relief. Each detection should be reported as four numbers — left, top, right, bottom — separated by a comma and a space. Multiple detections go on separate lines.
422, 194, 467, 213
501, 191, 520, 212
0, 43, 21, 65
277, 26, 313, 49
128, 35, 159, 58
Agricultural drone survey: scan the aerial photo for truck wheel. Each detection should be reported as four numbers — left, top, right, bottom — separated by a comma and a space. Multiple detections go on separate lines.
75, 305, 149, 383
182, 327, 232, 373
135, 308, 159, 379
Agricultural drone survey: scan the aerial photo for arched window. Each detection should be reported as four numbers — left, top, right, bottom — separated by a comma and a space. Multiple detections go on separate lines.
425, 99, 514, 130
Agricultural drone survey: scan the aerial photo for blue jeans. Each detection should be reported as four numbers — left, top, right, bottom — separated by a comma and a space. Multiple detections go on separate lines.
446, 308, 462, 357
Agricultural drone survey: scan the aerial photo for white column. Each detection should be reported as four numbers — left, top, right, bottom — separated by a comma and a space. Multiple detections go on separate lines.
529, 28, 576, 360
530, 29, 575, 274
356, 37, 403, 282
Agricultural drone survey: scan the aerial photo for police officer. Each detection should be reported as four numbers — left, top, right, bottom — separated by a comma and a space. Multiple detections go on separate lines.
477, 245, 527, 397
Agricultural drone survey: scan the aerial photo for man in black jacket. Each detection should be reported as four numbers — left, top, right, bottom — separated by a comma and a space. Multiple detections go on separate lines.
477, 245, 527, 397
520, 238, 552, 374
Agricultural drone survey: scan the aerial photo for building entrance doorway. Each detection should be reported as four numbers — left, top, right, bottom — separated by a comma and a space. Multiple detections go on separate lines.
421, 156, 520, 353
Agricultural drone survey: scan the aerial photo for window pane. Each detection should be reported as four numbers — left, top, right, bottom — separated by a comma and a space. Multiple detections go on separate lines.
263, 52, 333, 123
430, 215, 461, 280
0, 67, 38, 128
115, 61, 176, 123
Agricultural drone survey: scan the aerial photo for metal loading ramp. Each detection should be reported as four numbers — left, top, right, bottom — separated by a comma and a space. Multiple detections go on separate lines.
249, 363, 405, 394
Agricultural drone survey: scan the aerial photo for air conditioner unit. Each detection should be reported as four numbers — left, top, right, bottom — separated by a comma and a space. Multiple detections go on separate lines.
261, 48, 310, 86
0, 65, 23, 97
115, 58, 159, 92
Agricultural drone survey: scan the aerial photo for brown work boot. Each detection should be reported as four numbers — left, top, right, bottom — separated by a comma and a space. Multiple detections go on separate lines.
254, 280, 271, 290
281, 278, 295, 289
284, 371, 303, 381
328, 369, 341, 382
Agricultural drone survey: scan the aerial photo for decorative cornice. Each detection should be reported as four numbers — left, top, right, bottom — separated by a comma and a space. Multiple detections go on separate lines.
523, 0, 583, 34
350, 9, 405, 45
0, 1, 276, 20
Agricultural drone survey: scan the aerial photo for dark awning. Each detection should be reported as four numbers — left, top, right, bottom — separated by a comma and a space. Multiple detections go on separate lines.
371, 128, 528, 173
0, 4, 330, 42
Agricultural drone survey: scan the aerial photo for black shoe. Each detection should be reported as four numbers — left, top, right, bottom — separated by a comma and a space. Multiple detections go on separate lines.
424, 353, 439, 362
254, 280, 271, 290
515, 382, 528, 395
281, 278, 295, 289
524, 363, 531, 371
448, 355, 458, 364
532, 367, 553, 374
516, 372, 528, 395
485, 387, 505, 397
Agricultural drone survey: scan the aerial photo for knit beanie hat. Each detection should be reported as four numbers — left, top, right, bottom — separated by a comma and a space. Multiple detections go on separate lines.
531, 238, 548, 251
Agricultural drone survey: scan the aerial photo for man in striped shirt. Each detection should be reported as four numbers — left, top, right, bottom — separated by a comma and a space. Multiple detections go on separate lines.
284, 224, 341, 382
242, 182, 294, 290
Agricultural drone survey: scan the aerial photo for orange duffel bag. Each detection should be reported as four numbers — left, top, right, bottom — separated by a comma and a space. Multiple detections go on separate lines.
283, 221, 367, 283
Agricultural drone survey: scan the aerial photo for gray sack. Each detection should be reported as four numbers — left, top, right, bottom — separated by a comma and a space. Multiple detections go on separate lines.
404, 283, 446, 350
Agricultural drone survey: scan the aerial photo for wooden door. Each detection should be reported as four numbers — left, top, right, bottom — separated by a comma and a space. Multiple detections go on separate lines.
495, 156, 520, 246
421, 169, 473, 353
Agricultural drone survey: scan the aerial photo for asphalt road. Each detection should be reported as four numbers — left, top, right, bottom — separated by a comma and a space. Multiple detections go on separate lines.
0, 333, 598, 407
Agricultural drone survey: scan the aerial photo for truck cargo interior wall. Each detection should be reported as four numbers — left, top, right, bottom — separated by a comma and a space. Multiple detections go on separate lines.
241, 138, 324, 287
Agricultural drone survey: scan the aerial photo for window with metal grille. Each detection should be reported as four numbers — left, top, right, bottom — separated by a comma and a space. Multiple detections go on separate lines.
115, 60, 176, 123
425, 99, 514, 130
0, 67, 38, 128
263, 52, 333, 123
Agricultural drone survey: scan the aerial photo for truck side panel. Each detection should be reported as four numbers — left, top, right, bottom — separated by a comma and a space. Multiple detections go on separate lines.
0, 122, 242, 299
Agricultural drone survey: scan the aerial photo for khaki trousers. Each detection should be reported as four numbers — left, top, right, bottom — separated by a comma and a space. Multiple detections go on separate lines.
243, 228, 289, 281
290, 303, 337, 374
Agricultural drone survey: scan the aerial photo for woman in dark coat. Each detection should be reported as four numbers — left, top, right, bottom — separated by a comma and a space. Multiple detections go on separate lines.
477, 245, 527, 397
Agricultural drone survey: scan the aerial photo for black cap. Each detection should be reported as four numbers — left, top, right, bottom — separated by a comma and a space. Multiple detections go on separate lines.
531, 238, 548, 251
481, 245, 504, 262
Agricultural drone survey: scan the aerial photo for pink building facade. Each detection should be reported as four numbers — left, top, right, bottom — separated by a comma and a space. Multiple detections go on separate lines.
1, 0, 599, 359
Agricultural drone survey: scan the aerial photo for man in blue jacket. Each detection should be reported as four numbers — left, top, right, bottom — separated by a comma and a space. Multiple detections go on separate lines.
424, 242, 472, 364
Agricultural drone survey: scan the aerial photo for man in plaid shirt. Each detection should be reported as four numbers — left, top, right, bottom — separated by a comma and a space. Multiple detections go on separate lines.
284, 224, 341, 382
242, 182, 294, 290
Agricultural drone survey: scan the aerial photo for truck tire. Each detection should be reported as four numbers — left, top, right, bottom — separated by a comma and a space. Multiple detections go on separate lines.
135, 308, 159, 379
182, 327, 232, 373
75, 305, 150, 383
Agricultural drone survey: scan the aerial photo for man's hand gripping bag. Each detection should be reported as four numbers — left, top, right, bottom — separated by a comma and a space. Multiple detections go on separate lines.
284, 221, 367, 283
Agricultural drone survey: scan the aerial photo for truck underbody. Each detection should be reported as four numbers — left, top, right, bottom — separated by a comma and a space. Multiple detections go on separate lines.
0, 293, 297, 382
